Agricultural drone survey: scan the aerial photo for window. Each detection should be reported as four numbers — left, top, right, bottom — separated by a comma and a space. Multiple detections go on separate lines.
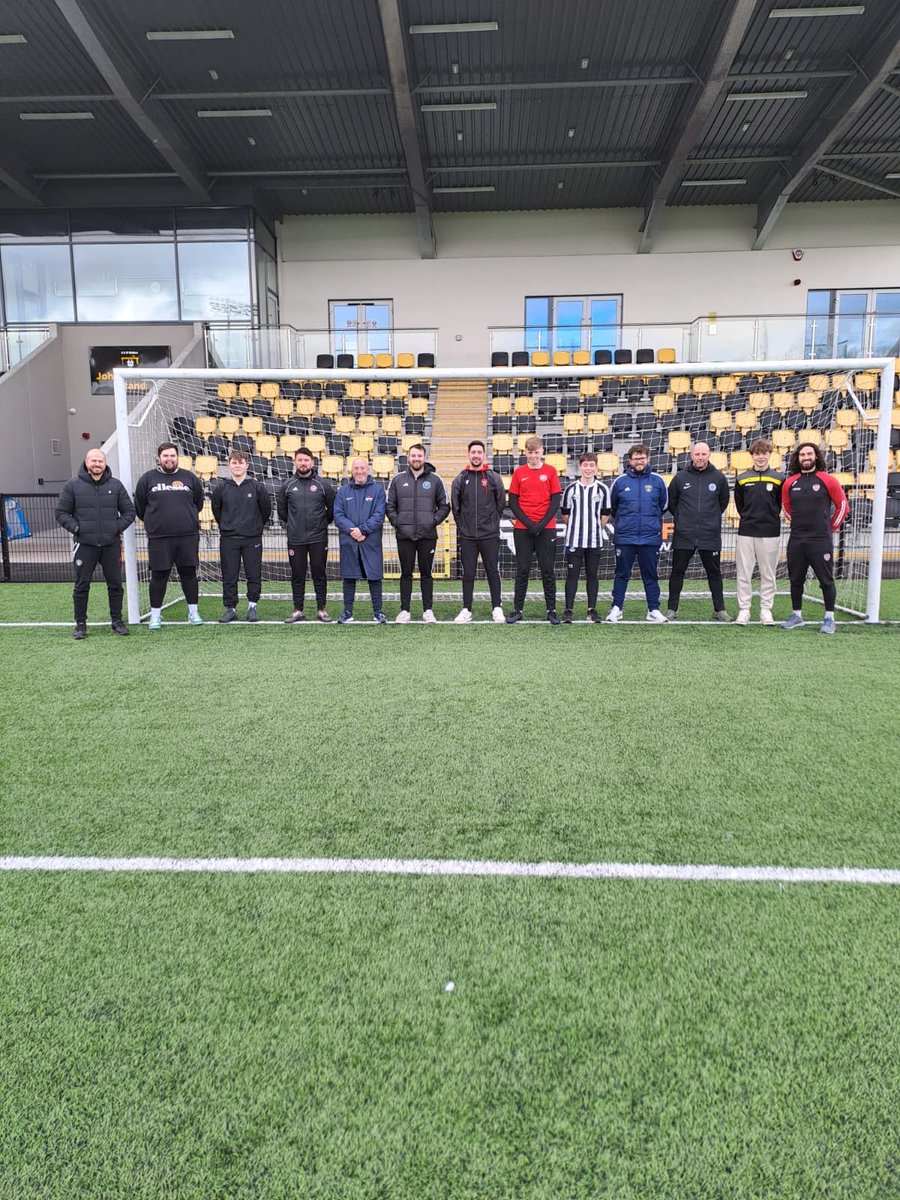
1, 244, 75, 322
329, 300, 393, 356
806, 288, 900, 358
524, 294, 622, 354
180, 242, 253, 320
73, 243, 179, 321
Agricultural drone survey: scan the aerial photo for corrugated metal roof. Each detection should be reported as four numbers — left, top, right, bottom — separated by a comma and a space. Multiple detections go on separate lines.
0, 0, 896, 231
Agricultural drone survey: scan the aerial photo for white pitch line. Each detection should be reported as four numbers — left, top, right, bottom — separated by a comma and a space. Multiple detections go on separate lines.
1, 855, 899, 886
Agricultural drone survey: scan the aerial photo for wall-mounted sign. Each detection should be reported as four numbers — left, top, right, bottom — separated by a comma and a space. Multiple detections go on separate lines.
90, 345, 172, 395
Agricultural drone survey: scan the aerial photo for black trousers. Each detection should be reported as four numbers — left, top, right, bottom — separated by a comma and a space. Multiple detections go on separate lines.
397, 537, 437, 611
458, 536, 502, 609
288, 541, 328, 609
787, 536, 836, 609
513, 527, 557, 612
667, 546, 725, 612
220, 535, 263, 608
564, 546, 601, 611
73, 541, 123, 623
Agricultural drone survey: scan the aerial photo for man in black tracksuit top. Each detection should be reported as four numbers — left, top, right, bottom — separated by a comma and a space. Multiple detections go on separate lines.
211, 449, 272, 623
666, 441, 732, 621
449, 439, 507, 623
733, 437, 784, 624
55, 447, 135, 639
780, 441, 849, 635
276, 445, 336, 623
133, 441, 205, 629
386, 443, 450, 622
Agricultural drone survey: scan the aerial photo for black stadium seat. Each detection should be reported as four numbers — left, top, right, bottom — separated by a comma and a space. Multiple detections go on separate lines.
491, 352, 509, 367
316, 354, 334, 368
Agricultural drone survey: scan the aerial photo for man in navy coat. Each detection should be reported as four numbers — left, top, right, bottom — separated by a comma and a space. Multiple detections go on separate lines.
333, 457, 387, 623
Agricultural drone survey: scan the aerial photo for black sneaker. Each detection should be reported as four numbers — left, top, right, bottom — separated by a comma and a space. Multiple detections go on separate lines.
284, 610, 305, 623
73, 623, 87, 640
218, 608, 237, 623
547, 610, 561, 625
506, 610, 523, 624
110, 619, 129, 636
373, 611, 388, 624
561, 609, 573, 624
587, 608, 600, 623
246, 606, 259, 623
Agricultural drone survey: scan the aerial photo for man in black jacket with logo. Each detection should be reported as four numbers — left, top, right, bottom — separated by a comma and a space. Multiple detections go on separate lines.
211, 449, 272, 623
666, 441, 732, 621
276, 446, 336, 623
386, 443, 450, 623
133, 442, 206, 630
733, 437, 783, 625
450, 440, 507, 624
55, 447, 135, 639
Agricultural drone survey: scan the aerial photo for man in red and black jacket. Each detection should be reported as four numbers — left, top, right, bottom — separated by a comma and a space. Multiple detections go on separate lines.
781, 442, 849, 635
506, 435, 562, 624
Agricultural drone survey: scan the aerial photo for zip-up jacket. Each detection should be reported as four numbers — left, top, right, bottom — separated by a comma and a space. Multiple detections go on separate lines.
55, 463, 135, 546
734, 468, 784, 538
450, 463, 506, 539
133, 466, 204, 538
386, 462, 450, 540
668, 462, 730, 551
276, 470, 335, 545
782, 470, 849, 539
334, 474, 386, 580
211, 475, 271, 538
609, 464, 668, 545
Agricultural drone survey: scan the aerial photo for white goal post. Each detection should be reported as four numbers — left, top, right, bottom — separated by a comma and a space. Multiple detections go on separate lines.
113, 356, 897, 624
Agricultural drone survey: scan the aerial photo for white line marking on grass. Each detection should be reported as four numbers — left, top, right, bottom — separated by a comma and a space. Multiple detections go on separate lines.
1, 855, 899, 885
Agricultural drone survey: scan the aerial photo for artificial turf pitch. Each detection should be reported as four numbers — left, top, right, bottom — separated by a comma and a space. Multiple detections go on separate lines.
1, 583, 898, 1198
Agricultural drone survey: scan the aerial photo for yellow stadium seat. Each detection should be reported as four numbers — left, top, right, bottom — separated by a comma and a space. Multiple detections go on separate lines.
716, 375, 737, 400
195, 415, 217, 439
408, 396, 429, 417
218, 415, 240, 438
260, 382, 279, 400
730, 451, 752, 473
808, 374, 829, 394
835, 408, 858, 431
572, 350, 591, 366
357, 353, 375, 370
772, 391, 794, 415
734, 410, 757, 435
389, 381, 409, 400
709, 410, 733, 434
657, 347, 677, 364
546, 453, 567, 476
177, 455, 193, 472
749, 391, 771, 413
587, 412, 609, 433
295, 398, 316, 419
320, 455, 345, 479
552, 351, 571, 368
670, 376, 691, 399
280, 434, 302, 457
668, 430, 690, 455
368, 381, 388, 401
653, 393, 675, 417
771, 429, 795, 453
306, 434, 327, 457
709, 451, 729, 472
242, 415, 263, 437
345, 381, 366, 401
825, 428, 849, 452
693, 376, 714, 400
217, 382, 237, 401
238, 382, 258, 401
381, 415, 402, 436
334, 415, 356, 435
375, 353, 393, 369
492, 434, 514, 454
513, 396, 535, 416
797, 428, 822, 446
491, 396, 512, 416
396, 353, 414, 369
532, 350, 550, 367
194, 455, 218, 480
254, 434, 277, 457
274, 397, 294, 420
318, 398, 338, 419
358, 414, 379, 434
372, 455, 394, 478
353, 434, 375, 456
579, 379, 600, 400
401, 433, 422, 452
563, 412, 585, 434
596, 453, 621, 477
199, 500, 215, 531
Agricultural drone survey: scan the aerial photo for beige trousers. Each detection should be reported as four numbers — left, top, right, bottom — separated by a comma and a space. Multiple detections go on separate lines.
735, 535, 780, 612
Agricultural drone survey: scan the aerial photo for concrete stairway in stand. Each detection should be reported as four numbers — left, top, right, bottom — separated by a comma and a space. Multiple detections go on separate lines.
427, 378, 489, 483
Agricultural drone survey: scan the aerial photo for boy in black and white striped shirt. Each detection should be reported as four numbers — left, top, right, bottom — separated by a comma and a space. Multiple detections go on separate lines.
560, 451, 612, 623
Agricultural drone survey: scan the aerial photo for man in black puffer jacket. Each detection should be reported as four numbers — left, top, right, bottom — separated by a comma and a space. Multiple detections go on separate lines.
386, 443, 450, 622
55, 448, 135, 639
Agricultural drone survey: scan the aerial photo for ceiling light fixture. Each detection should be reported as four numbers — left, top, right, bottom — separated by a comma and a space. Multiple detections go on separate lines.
247, 136, 256, 145
433, 184, 496, 193
410, 21, 499, 34
451, 62, 460, 74
208, 69, 219, 80
580, 57, 590, 69
681, 177, 747, 186
885, 172, 900, 179
456, 130, 463, 141
146, 29, 235, 41
557, 181, 565, 189
20, 110, 94, 120
741, 121, 752, 130
768, 5, 864, 17
421, 101, 496, 112
197, 108, 272, 118
725, 89, 808, 101
567, 127, 576, 137
0, 33, 27, 44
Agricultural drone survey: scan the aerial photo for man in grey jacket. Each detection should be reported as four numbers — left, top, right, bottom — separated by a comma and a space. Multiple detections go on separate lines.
386, 443, 450, 623
666, 441, 732, 621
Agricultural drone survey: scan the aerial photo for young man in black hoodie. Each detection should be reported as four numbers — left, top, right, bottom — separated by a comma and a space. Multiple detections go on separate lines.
276, 446, 336, 623
211, 449, 272, 623
450, 440, 506, 624
55, 447, 135, 639
133, 442, 205, 630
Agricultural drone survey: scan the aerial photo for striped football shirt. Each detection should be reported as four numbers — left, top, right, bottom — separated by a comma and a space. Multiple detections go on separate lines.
560, 479, 611, 550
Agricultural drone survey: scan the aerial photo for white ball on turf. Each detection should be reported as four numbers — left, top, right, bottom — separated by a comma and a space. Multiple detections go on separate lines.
444, 981, 455, 993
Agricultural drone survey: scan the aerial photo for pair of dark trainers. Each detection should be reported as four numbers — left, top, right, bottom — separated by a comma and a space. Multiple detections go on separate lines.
220, 606, 261, 624
506, 610, 563, 625
73, 619, 128, 639
561, 609, 599, 623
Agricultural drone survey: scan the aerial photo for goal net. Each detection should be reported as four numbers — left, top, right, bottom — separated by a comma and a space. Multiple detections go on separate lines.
113, 359, 896, 623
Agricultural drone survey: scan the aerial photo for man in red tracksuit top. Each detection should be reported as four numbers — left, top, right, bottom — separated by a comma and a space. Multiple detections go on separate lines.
506, 435, 562, 624
781, 441, 849, 635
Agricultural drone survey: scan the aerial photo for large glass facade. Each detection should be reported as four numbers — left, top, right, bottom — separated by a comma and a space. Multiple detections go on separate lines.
0, 207, 274, 327
524, 294, 622, 354
805, 288, 900, 358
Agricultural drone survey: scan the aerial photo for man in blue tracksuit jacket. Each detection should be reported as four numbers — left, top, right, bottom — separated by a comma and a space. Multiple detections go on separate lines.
605, 443, 669, 623
333, 456, 387, 623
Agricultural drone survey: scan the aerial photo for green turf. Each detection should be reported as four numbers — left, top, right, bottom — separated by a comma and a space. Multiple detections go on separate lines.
2, 873, 899, 1200
1, 583, 898, 1198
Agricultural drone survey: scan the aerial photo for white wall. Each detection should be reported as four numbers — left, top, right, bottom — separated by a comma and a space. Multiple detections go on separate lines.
278, 202, 900, 366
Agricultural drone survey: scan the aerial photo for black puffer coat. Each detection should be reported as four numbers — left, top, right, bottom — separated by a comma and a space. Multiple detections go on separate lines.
55, 463, 135, 546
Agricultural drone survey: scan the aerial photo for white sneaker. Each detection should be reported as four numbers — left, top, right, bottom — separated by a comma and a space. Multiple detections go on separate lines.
760, 609, 775, 625
605, 605, 623, 623
453, 608, 472, 624
492, 606, 506, 624
646, 609, 667, 623
422, 609, 437, 623
395, 610, 411, 624
735, 609, 751, 625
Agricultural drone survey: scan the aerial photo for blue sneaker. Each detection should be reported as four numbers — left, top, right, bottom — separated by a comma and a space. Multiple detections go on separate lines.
337, 611, 355, 624
820, 615, 836, 635
781, 612, 805, 630
373, 611, 387, 624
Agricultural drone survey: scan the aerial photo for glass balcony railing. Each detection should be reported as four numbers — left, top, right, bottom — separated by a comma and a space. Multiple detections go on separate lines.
1, 324, 53, 372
